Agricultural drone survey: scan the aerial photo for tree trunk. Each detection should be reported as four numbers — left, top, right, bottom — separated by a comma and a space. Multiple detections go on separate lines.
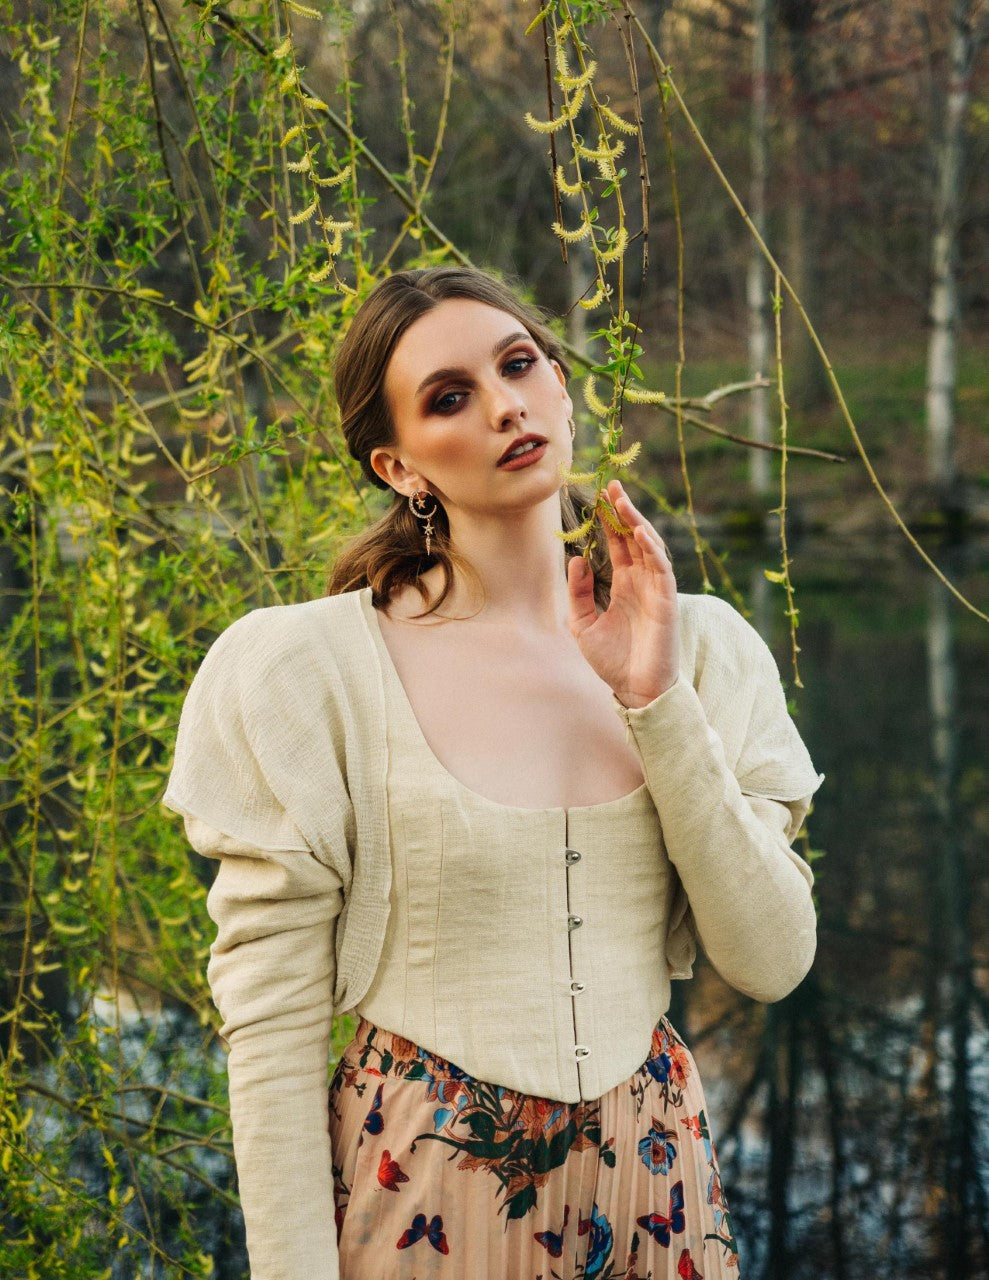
747, 0, 772, 497
779, 0, 830, 411
925, 0, 977, 500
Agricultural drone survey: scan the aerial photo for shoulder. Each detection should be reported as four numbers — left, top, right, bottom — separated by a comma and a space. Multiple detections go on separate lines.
188, 589, 376, 714
678, 592, 779, 685
204, 589, 369, 670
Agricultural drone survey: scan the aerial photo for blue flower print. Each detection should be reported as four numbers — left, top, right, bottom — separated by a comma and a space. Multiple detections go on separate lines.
638, 1123, 677, 1175
646, 1052, 672, 1084
577, 1203, 614, 1279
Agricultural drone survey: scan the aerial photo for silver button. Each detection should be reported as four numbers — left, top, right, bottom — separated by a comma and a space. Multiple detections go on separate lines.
567, 914, 583, 930
570, 981, 585, 994
575, 1045, 591, 1059
565, 848, 582, 865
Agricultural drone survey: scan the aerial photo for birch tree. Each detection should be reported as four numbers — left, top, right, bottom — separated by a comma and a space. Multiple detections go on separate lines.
747, 0, 772, 496
925, 0, 987, 500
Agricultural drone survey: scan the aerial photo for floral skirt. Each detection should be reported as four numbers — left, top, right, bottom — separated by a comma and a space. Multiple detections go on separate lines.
328, 1016, 740, 1279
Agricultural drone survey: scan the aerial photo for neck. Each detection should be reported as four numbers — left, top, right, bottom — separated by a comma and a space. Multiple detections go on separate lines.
434, 494, 569, 630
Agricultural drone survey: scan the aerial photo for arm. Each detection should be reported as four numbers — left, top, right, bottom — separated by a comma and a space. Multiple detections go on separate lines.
568, 480, 819, 1002
186, 817, 344, 1280
615, 679, 816, 1001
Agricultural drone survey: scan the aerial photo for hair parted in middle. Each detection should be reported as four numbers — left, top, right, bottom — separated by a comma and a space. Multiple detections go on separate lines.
327, 265, 612, 613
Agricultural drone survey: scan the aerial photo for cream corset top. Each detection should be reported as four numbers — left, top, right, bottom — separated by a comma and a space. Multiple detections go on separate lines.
355, 600, 684, 1105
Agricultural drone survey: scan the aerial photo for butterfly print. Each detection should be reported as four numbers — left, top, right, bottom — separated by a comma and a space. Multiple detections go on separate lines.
533, 1204, 569, 1257
328, 1016, 740, 1271
396, 1212, 450, 1254
636, 1180, 686, 1247
377, 1149, 410, 1192
363, 1083, 385, 1136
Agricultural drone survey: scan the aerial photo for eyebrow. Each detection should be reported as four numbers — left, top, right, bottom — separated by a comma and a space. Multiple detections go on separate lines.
414, 331, 534, 398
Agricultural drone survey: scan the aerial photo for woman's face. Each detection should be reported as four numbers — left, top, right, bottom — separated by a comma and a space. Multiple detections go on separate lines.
371, 298, 573, 523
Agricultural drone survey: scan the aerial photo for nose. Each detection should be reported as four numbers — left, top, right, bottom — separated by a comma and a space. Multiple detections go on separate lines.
484, 374, 527, 431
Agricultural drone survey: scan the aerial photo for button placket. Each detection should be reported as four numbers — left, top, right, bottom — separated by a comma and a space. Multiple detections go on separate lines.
563, 829, 589, 1085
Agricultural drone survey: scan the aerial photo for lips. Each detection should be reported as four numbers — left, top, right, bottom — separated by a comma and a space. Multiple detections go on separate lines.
497, 434, 548, 466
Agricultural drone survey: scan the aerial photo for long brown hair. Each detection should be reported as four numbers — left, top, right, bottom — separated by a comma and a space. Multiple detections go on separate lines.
327, 266, 611, 612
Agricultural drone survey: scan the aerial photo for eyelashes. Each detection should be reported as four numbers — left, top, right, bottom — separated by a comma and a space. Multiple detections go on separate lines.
430, 352, 538, 414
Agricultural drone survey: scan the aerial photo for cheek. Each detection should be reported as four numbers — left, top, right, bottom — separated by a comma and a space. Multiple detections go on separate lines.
414, 426, 476, 472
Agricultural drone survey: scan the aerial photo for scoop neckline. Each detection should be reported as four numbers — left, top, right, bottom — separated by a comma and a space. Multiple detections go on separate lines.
358, 588, 650, 817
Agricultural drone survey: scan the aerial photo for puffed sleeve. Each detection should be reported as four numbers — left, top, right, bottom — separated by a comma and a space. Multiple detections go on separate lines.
187, 820, 343, 1280
618, 594, 824, 1003
164, 612, 351, 1280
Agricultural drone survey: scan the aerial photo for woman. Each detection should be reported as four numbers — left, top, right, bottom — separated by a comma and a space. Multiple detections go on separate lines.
164, 266, 822, 1280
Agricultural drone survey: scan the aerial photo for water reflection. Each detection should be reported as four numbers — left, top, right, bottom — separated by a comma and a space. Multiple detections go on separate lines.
677, 539, 989, 1280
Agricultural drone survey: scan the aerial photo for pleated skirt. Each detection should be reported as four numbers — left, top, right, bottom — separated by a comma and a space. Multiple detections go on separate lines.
328, 1016, 740, 1279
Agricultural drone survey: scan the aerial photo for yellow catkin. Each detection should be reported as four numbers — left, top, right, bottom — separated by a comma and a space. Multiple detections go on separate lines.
600, 504, 633, 536
524, 110, 570, 135
559, 515, 596, 544
551, 217, 591, 244
564, 84, 587, 118
289, 197, 319, 224
285, 153, 311, 173
280, 125, 304, 147
314, 166, 352, 188
597, 227, 628, 263
576, 137, 626, 162
623, 386, 667, 404
610, 441, 642, 467
559, 61, 596, 92
583, 376, 611, 417
554, 165, 584, 197
599, 104, 638, 135
579, 281, 607, 311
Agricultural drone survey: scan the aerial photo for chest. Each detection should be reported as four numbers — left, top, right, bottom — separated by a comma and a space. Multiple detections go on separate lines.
376, 614, 645, 809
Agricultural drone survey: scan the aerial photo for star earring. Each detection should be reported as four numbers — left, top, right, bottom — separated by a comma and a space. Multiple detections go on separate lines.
408, 489, 439, 555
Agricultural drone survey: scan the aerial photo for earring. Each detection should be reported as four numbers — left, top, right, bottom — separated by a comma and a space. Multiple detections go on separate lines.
408, 489, 439, 556
569, 417, 576, 441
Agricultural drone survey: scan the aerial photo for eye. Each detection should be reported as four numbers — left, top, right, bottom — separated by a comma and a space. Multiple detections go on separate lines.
504, 353, 537, 376
432, 389, 466, 414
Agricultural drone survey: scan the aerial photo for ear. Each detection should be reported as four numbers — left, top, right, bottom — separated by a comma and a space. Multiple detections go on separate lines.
369, 445, 423, 496
551, 360, 573, 419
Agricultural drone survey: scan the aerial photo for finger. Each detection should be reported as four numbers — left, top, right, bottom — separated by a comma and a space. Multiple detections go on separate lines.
608, 481, 653, 538
567, 554, 599, 636
632, 525, 676, 585
610, 482, 670, 562
600, 506, 634, 570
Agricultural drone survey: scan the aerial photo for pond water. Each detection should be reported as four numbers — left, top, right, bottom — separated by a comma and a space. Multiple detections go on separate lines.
668, 532, 989, 1280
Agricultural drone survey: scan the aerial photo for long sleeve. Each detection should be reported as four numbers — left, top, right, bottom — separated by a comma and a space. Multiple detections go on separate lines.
618, 597, 823, 1003
187, 817, 344, 1280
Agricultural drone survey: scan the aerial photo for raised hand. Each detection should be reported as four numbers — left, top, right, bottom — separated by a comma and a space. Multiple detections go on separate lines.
566, 480, 680, 709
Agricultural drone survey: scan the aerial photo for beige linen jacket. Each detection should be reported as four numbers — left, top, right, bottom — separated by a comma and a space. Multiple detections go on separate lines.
163, 588, 822, 1280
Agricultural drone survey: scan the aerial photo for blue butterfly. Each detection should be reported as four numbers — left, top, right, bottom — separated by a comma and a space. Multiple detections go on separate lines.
534, 1205, 569, 1257
396, 1212, 449, 1255
636, 1180, 685, 1247
362, 1083, 385, 1136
